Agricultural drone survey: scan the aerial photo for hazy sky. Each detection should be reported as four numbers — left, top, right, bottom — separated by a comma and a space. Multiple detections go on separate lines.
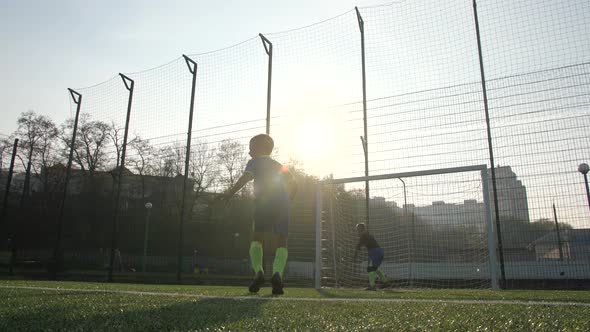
0, 0, 384, 137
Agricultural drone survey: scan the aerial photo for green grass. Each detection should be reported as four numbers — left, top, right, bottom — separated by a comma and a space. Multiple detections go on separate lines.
2, 280, 590, 331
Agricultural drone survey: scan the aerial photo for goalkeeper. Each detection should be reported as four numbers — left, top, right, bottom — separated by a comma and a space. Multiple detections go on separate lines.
354, 223, 387, 290
221, 134, 297, 295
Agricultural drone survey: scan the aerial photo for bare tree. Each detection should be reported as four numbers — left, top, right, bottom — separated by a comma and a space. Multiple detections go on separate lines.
31, 121, 62, 194
155, 141, 185, 178
59, 113, 112, 177
128, 135, 156, 200
189, 140, 217, 197
0, 137, 14, 183
10, 111, 59, 198
150, 141, 186, 210
108, 121, 125, 170
0, 139, 7, 172
216, 138, 247, 190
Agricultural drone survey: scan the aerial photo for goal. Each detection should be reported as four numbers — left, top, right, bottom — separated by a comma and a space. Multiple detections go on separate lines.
315, 165, 499, 289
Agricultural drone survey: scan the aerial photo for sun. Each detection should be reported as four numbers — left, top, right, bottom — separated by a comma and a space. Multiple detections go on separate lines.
294, 121, 334, 160
278, 111, 351, 176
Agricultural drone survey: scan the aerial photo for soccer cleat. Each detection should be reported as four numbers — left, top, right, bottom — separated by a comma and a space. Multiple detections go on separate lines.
365, 285, 377, 291
271, 272, 284, 295
249, 271, 265, 293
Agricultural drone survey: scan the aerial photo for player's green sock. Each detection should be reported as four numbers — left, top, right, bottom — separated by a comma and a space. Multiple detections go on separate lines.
249, 241, 263, 273
272, 247, 288, 277
368, 271, 376, 287
376, 270, 385, 281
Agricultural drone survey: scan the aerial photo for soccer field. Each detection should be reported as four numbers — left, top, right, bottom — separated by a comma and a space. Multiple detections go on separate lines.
1, 280, 590, 331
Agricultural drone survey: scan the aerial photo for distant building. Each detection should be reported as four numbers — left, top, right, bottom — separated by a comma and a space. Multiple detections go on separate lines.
529, 229, 590, 261
401, 165, 530, 227
493, 166, 530, 222
409, 199, 486, 229
37, 164, 196, 203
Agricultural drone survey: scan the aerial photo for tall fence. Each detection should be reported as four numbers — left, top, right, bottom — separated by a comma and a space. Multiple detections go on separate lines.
1, 0, 589, 288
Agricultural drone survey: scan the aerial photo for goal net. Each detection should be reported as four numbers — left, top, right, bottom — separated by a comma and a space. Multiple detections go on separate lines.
315, 165, 499, 289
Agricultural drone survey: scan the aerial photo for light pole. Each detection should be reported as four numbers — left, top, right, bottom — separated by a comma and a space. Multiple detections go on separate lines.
142, 202, 152, 273
579, 163, 590, 213
553, 203, 563, 261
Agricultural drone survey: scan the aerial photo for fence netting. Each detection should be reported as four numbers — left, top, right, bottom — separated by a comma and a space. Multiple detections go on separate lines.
1, 0, 589, 288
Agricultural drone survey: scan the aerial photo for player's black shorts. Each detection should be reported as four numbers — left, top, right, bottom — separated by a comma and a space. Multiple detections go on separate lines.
253, 193, 290, 236
368, 248, 384, 268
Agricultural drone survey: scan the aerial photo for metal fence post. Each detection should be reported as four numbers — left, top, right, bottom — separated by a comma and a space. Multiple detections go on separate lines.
355, 7, 370, 230
52, 89, 82, 276
108, 74, 134, 282
177, 55, 198, 283
259, 34, 273, 135
482, 167, 499, 290
2, 139, 18, 275
472, 0, 506, 289
1, 139, 18, 225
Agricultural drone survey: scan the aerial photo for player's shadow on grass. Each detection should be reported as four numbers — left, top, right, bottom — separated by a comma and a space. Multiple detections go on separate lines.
5, 297, 268, 331
76, 297, 268, 331
315, 286, 402, 299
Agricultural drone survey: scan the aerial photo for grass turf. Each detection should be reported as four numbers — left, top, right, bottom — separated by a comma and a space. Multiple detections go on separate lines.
2, 280, 590, 331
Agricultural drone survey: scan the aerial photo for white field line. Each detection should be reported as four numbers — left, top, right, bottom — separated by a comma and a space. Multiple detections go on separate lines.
2, 285, 590, 307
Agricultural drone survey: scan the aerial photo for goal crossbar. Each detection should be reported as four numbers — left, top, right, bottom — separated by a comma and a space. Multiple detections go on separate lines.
320, 165, 488, 185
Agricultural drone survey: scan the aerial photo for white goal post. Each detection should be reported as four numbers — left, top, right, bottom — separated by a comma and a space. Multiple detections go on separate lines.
315, 165, 499, 290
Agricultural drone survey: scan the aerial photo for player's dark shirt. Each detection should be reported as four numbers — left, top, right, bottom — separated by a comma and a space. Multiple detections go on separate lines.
357, 232, 380, 250
244, 156, 291, 201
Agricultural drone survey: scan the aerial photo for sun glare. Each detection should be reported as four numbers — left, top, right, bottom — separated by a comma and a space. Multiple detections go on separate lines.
277, 110, 353, 177
271, 63, 361, 176
295, 120, 334, 160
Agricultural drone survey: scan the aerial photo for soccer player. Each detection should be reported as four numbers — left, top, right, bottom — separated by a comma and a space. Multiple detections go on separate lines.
354, 223, 387, 290
220, 134, 297, 295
